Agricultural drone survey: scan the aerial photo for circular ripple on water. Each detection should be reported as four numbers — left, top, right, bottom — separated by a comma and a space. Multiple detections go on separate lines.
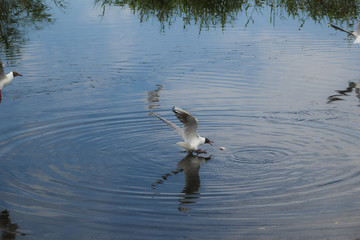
0, 110, 176, 219
0, 108, 228, 239
227, 145, 291, 165
190, 108, 360, 229
2, 108, 360, 239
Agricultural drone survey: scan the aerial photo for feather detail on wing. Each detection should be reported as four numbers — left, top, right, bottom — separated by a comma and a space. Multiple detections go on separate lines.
172, 106, 199, 142
150, 112, 184, 137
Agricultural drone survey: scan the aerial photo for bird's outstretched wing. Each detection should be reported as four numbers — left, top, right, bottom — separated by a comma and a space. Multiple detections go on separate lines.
329, 23, 355, 36
151, 112, 184, 137
172, 106, 199, 141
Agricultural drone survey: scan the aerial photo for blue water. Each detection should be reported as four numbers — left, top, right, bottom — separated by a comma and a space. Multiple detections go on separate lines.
1, 1, 360, 239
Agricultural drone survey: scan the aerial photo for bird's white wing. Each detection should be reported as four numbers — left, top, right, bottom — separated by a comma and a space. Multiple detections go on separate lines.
172, 106, 199, 142
0, 59, 5, 80
151, 112, 184, 137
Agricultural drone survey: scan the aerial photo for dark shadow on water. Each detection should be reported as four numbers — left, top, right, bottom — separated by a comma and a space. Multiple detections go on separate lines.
152, 154, 211, 211
0, 210, 26, 240
327, 81, 360, 105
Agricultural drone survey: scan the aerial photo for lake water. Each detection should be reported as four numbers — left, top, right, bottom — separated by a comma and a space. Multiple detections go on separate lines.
1, 1, 360, 239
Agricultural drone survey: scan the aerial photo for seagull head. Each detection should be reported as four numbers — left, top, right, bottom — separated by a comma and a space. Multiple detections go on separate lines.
205, 138, 213, 146
13, 71, 23, 77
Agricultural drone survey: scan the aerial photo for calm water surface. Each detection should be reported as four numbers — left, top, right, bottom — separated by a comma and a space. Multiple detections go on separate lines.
1, 1, 360, 239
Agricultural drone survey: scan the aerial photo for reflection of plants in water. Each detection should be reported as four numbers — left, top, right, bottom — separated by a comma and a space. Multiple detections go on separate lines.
273, 0, 360, 28
96, 0, 250, 31
0, 0, 67, 56
0, 209, 26, 239
95, 0, 360, 31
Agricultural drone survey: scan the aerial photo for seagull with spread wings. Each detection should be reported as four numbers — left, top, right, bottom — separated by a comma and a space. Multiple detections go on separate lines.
152, 106, 213, 154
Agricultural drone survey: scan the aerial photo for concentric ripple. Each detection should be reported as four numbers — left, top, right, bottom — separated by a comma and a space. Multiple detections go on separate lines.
186, 108, 360, 236
2, 102, 360, 239
0, 111, 166, 217
228, 146, 291, 165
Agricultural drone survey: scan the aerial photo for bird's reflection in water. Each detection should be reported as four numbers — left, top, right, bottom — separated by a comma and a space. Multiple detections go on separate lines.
146, 84, 164, 111
0, 210, 26, 240
152, 154, 212, 211
327, 82, 360, 104
177, 155, 211, 206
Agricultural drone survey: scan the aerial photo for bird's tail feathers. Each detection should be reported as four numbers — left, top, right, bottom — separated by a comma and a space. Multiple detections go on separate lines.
176, 142, 191, 150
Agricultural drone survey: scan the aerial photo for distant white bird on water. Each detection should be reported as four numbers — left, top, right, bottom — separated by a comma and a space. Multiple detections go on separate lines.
0, 59, 22, 102
329, 22, 360, 43
152, 106, 213, 154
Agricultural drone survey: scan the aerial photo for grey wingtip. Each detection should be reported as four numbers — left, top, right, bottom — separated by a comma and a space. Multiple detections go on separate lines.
149, 111, 161, 118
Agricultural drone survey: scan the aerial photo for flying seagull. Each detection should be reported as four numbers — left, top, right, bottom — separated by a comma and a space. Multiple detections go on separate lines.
0, 59, 22, 102
329, 22, 360, 43
152, 106, 213, 154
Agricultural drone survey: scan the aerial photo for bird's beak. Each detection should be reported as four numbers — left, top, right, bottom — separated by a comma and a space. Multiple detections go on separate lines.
205, 138, 213, 146
13, 72, 22, 77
